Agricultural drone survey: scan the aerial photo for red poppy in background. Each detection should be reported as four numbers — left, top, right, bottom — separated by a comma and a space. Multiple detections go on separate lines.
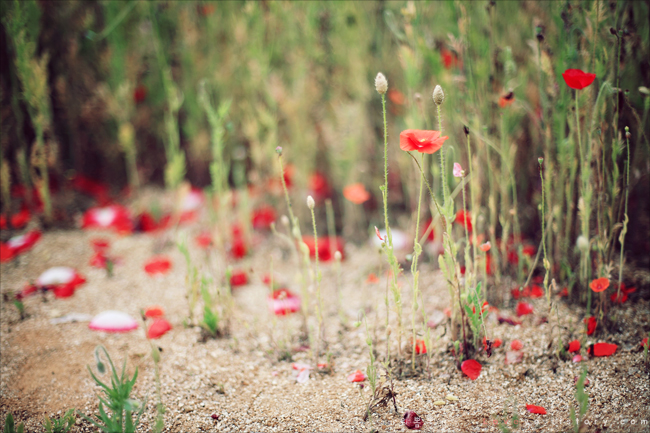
346, 370, 366, 383
196, 232, 213, 249
343, 183, 370, 205
70, 175, 110, 204
302, 236, 345, 262
82, 205, 133, 234
133, 85, 147, 104
388, 89, 406, 105
6, 208, 30, 229
499, 91, 515, 108
589, 342, 617, 357
366, 273, 379, 284
230, 238, 247, 260
526, 405, 547, 415
252, 205, 276, 230
400, 130, 448, 154
461, 359, 482, 380
309, 172, 331, 202
147, 318, 172, 339
421, 218, 435, 242
413, 339, 427, 355
230, 270, 248, 287
0, 243, 15, 262
493, 338, 503, 348
590, 277, 609, 293
568, 340, 581, 353
562, 69, 596, 90
585, 316, 597, 335
136, 212, 171, 233
516, 302, 534, 317
440, 47, 459, 69
610, 283, 636, 304
144, 257, 172, 276
454, 210, 472, 232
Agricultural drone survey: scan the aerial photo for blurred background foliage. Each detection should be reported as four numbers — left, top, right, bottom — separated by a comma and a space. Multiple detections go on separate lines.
0, 1, 648, 268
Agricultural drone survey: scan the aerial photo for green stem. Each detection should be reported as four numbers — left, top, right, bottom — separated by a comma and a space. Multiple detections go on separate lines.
310, 204, 322, 367
411, 154, 425, 371
437, 105, 447, 205
617, 128, 630, 300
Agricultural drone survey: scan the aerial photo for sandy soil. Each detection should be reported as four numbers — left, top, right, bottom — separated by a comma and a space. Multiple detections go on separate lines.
1, 210, 649, 433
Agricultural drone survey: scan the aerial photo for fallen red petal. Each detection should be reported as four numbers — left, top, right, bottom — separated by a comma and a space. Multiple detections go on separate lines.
526, 404, 547, 415
460, 359, 482, 380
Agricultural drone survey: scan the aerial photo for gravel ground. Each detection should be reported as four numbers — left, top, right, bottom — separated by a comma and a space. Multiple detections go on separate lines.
1, 207, 649, 433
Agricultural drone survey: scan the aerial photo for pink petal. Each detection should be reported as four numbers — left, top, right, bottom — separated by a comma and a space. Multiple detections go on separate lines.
453, 162, 463, 178
89, 311, 138, 333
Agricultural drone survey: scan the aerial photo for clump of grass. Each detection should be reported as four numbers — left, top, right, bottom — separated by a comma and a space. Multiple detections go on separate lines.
80, 345, 146, 433
570, 367, 589, 433
3, 413, 24, 433
43, 409, 75, 433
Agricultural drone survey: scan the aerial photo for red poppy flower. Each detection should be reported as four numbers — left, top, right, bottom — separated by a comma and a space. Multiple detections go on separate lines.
0, 243, 15, 262
82, 205, 133, 234
144, 306, 165, 318
346, 370, 367, 383
252, 205, 276, 230
388, 89, 406, 105
421, 218, 435, 242
413, 339, 427, 355
366, 273, 379, 284
195, 232, 213, 249
147, 318, 172, 339
440, 47, 459, 69
301, 236, 345, 262
35, 267, 86, 298
585, 316, 597, 335
268, 288, 300, 316
399, 129, 448, 154
136, 212, 171, 232
568, 340, 580, 353
5, 230, 42, 257
610, 291, 628, 303
558, 287, 569, 297
133, 85, 147, 104
589, 277, 609, 293
144, 257, 172, 276
230, 238, 247, 260
562, 69, 596, 90
589, 342, 617, 357
510, 340, 523, 351
454, 210, 472, 232
516, 302, 534, 317
499, 92, 515, 108
479, 242, 491, 252
461, 359, 482, 380
309, 172, 331, 202
403, 410, 424, 430
9, 208, 30, 229
493, 338, 503, 348
526, 405, 547, 415
530, 285, 544, 299
343, 183, 370, 204
230, 270, 248, 287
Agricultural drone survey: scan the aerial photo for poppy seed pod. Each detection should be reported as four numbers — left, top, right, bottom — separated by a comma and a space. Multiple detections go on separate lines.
576, 235, 589, 252
307, 196, 315, 210
375, 73, 388, 95
433, 85, 444, 105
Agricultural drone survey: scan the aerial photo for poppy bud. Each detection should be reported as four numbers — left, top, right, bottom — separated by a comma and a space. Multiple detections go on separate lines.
375, 73, 388, 95
307, 196, 315, 210
275, 146, 283, 155
610, 27, 617, 35
463, 125, 470, 136
538, 157, 544, 166
576, 235, 589, 252
625, 126, 630, 139
433, 85, 445, 106
281, 215, 290, 227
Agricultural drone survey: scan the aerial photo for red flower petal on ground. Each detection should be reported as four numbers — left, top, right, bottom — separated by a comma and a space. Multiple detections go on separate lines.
585, 316, 597, 335
343, 183, 370, 204
137, 212, 171, 233
641, 337, 648, 349
90, 252, 108, 268
230, 270, 249, 287
568, 340, 581, 353
6, 230, 41, 256
147, 318, 172, 339
526, 404, 547, 415
268, 288, 300, 316
510, 340, 523, 351
91, 238, 110, 252
144, 306, 165, 318
516, 302, 534, 317
399, 129, 448, 154
10, 208, 30, 229
403, 410, 424, 430
252, 205, 276, 230
346, 370, 367, 383
493, 338, 503, 348
460, 359, 482, 380
454, 210, 472, 232
366, 273, 379, 284
572, 354, 583, 363
0, 243, 15, 262
562, 69, 596, 90
610, 291, 628, 303
144, 257, 172, 276
589, 342, 617, 357
195, 232, 213, 249
589, 277, 609, 293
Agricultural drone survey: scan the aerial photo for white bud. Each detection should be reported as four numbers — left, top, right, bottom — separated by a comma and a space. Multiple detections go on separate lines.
375, 73, 388, 95
433, 85, 445, 106
576, 235, 589, 252
307, 195, 315, 210
334, 251, 342, 261
281, 215, 290, 227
